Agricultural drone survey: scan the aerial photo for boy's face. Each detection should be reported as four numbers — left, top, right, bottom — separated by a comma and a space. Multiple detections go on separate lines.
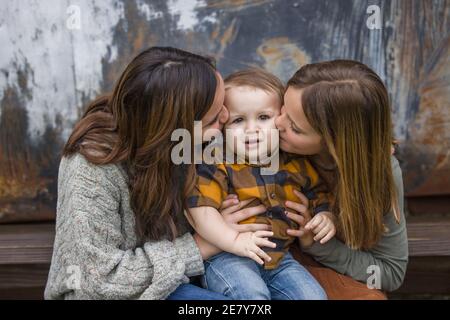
224, 86, 281, 162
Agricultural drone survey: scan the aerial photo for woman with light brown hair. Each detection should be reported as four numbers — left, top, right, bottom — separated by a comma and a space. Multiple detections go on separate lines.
278, 60, 408, 297
44, 47, 272, 300
221, 60, 408, 298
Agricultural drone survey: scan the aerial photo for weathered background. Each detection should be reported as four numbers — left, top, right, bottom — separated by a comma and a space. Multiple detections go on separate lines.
0, 0, 449, 223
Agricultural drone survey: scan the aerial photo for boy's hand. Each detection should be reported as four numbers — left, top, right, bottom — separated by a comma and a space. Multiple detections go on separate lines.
232, 231, 276, 265
305, 211, 336, 244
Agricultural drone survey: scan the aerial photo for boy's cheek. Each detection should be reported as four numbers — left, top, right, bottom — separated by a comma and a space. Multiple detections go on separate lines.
223, 127, 244, 141
261, 118, 278, 131
224, 124, 242, 133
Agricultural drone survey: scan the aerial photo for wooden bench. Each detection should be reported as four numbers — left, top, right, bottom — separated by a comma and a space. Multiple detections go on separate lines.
0, 218, 449, 299
389, 217, 450, 298
0, 223, 54, 299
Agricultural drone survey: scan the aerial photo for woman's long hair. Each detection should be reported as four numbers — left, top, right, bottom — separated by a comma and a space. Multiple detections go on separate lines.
288, 60, 400, 250
63, 47, 217, 243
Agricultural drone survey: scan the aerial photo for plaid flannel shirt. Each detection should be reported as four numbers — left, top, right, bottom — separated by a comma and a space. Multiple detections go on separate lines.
187, 155, 331, 269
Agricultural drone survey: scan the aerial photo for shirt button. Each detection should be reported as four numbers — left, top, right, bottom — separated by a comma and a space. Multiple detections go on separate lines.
270, 193, 276, 199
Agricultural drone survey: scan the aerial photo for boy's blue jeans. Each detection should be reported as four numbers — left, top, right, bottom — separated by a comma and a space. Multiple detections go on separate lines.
201, 251, 327, 300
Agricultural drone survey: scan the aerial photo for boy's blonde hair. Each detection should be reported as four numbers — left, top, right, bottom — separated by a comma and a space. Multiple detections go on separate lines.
224, 68, 285, 104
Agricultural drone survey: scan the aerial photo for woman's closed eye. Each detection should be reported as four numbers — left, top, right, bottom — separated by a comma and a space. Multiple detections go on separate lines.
290, 121, 302, 134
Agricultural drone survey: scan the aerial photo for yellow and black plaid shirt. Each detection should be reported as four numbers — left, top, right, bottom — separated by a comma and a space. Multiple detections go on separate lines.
187, 154, 331, 269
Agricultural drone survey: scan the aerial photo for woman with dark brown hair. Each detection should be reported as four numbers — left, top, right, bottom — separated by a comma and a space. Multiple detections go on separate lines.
44, 47, 270, 300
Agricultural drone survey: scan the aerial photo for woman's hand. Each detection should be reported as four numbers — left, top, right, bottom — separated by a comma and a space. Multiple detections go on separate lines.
284, 190, 315, 248
305, 211, 336, 244
220, 194, 271, 232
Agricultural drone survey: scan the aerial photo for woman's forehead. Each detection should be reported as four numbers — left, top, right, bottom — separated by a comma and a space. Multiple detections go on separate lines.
285, 88, 303, 118
285, 88, 315, 133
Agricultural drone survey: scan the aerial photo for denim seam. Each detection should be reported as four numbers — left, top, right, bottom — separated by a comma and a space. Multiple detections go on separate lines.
207, 263, 237, 299
268, 283, 293, 300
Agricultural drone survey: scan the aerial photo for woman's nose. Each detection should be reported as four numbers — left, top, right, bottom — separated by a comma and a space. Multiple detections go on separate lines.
275, 113, 285, 131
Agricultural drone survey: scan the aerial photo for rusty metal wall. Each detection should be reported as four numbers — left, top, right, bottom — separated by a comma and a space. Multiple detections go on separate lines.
0, 0, 449, 222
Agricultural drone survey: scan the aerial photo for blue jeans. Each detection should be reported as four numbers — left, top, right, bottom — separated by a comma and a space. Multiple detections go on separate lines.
202, 251, 327, 300
167, 283, 231, 300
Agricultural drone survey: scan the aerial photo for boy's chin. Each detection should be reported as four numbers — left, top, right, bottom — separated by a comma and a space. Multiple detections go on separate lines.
240, 150, 276, 164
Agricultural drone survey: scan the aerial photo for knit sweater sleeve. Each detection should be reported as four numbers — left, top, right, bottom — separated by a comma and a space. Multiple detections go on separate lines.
44, 154, 204, 300
302, 156, 409, 292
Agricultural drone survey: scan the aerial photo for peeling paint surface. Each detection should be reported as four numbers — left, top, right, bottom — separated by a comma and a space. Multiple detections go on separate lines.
0, 0, 449, 222
0, 0, 124, 141
257, 37, 311, 81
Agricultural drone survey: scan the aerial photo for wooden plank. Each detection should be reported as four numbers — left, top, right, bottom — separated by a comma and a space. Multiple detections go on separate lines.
407, 217, 450, 256
0, 223, 54, 265
0, 264, 49, 289
0, 264, 50, 299
407, 196, 450, 216
391, 256, 450, 296
0, 287, 45, 300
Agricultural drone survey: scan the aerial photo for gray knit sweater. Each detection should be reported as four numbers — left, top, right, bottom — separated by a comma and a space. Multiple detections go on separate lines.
44, 153, 204, 300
